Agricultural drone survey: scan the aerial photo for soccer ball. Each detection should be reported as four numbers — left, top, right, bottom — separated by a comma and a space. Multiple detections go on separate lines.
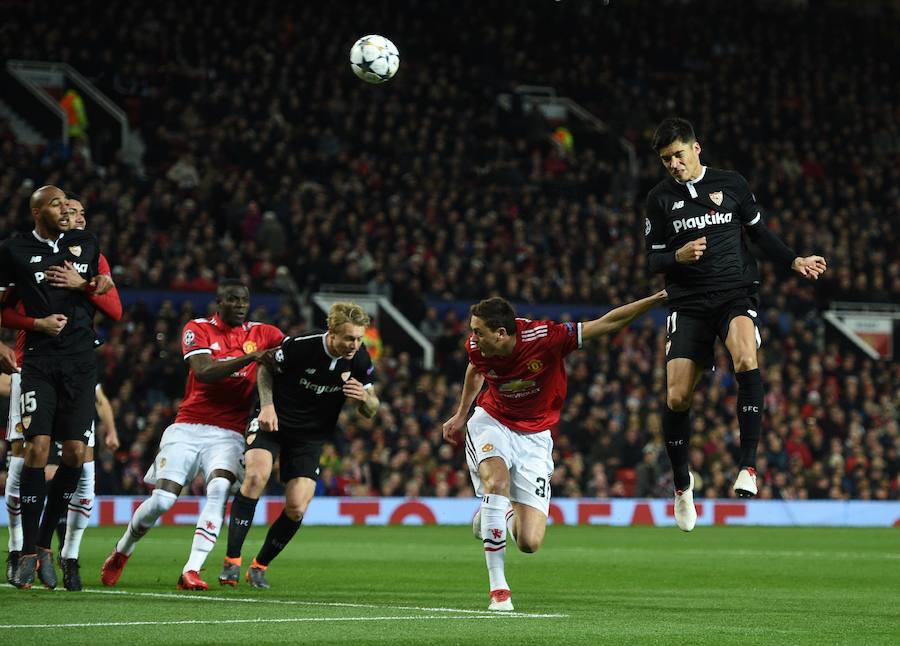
350, 35, 400, 84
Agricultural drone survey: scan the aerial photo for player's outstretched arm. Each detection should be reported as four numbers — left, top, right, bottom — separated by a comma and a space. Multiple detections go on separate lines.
188, 349, 270, 383
442, 363, 484, 446
582, 290, 667, 341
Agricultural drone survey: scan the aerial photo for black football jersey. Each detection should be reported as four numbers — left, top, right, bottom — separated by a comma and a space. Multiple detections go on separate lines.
270, 332, 375, 440
644, 167, 763, 301
0, 229, 100, 356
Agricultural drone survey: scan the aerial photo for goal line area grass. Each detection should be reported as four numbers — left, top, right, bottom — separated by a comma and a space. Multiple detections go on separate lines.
2, 525, 898, 644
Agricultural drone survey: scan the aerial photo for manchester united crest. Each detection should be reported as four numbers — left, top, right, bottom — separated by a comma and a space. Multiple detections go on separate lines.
242, 341, 257, 354
526, 359, 544, 372
709, 191, 723, 206
68, 245, 82, 257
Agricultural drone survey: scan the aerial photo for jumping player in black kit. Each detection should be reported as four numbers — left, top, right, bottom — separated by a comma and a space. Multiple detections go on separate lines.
0, 185, 113, 587
645, 118, 827, 531
218, 302, 380, 588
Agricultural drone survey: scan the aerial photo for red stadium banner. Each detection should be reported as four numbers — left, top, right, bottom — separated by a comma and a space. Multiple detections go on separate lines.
6, 497, 899, 528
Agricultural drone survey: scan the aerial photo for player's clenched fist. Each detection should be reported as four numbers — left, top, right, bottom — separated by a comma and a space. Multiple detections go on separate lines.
675, 236, 707, 264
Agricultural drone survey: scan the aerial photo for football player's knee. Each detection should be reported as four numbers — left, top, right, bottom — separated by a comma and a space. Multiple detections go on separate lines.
517, 533, 543, 554
283, 500, 308, 521
666, 387, 691, 411
25, 440, 50, 464
149, 488, 178, 515
482, 473, 509, 494
61, 442, 86, 467
242, 470, 269, 496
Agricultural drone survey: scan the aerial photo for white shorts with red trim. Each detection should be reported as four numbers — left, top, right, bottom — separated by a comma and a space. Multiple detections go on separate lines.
144, 422, 244, 487
464, 406, 554, 516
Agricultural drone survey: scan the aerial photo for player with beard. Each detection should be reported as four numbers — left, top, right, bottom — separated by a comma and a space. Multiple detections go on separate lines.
0, 185, 111, 589
100, 279, 282, 590
2, 192, 121, 590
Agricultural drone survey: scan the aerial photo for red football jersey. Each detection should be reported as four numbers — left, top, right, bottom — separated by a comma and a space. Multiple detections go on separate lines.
177, 316, 284, 433
468, 318, 583, 433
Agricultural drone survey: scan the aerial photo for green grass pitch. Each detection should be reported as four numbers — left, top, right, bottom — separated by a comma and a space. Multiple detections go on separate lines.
2, 525, 898, 644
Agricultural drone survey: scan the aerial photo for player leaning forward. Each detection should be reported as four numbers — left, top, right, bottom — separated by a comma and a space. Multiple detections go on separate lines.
645, 117, 826, 531
442, 292, 666, 611
101, 279, 283, 589
218, 302, 379, 589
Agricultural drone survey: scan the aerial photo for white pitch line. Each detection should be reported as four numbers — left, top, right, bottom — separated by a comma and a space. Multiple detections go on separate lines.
0, 615, 541, 629
77, 588, 568, 618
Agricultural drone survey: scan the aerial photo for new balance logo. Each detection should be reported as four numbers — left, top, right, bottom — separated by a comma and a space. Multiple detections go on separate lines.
30, 256, 42, 263
671, 201, 684, 210
305, 368, 316, 374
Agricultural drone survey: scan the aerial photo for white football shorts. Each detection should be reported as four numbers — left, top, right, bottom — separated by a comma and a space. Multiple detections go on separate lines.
6, 371, 23, 442
464, 406, 554, 516
144, 422, 244, 486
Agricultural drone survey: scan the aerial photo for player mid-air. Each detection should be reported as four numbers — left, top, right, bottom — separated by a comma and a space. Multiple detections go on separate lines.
645, 117, 826, 531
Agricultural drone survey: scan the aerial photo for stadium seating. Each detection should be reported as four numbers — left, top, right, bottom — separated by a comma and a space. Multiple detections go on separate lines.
0, 0, 896, 501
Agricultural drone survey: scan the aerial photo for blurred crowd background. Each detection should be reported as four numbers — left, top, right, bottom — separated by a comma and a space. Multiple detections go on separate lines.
0, 0, 897, 501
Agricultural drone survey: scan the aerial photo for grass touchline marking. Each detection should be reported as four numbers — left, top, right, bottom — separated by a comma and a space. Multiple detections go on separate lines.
75, 588, 568, 619
0, 615, 563, 629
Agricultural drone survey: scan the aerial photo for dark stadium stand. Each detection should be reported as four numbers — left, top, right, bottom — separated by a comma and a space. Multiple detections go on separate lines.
0, 0, 897, 501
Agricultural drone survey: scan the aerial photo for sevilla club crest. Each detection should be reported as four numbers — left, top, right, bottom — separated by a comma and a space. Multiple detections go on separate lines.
68, 245, 82, 257
708, 191, 723, 206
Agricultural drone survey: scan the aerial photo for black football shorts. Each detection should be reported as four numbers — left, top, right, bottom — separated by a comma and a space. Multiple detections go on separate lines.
665, 290, 761, 369
245, 420, 324, 484
20, 351, 97, 443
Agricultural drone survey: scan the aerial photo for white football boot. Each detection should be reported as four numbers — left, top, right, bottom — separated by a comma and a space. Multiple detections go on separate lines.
733, 467, 758, 498
488, 589, 514, 611
674, 472, 697, 532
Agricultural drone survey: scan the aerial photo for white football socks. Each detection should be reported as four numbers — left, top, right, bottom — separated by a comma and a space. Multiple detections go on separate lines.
481, 494, 510, 592
183, 477, 231, 573
116, 488, 177, 556
61, 460, 95, 560
5, 455, 24, 552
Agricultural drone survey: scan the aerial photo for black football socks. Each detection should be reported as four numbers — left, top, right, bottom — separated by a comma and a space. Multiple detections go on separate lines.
663, 406, 692, 491
736, 368, 764, 469
256, 512, 303, 567
226, 493, 259, 559
36, 463, 82, 550
19, 466, 47, 554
